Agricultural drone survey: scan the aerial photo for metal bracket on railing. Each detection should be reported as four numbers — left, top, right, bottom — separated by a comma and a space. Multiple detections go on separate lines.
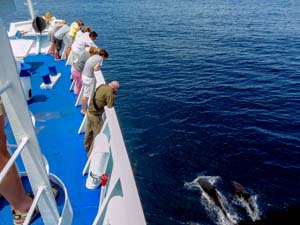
89, 171, 101, 183
0, 80, 12, 95
23, 186, 45, 225
0, 137, 29, 183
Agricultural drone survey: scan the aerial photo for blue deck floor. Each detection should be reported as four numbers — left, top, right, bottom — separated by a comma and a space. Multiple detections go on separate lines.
1, 54, 100, 225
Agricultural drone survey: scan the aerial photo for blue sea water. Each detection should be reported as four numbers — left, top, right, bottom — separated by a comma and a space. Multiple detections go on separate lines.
3, 0, 300, 224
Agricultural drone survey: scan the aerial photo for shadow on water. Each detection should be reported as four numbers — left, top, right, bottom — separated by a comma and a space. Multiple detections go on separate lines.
238, 205, 300, 225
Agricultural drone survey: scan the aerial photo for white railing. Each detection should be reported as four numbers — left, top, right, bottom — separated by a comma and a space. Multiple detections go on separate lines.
102, 107, 146, 225
0, 19, 73, 225
81, 70, 146, 224
87, 108, 146, 225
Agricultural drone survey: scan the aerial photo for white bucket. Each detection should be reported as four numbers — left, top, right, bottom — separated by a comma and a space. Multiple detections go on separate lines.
86, 133, 110, 189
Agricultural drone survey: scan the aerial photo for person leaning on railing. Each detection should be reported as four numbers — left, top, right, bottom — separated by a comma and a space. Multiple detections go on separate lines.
53, 21, 69, 60
80, 48, 109, 115
71, 46, 98, 99
65, 20, 84, 60
0, 97, 38, 225
47, 20, 66, 55
84, 81, 119, 158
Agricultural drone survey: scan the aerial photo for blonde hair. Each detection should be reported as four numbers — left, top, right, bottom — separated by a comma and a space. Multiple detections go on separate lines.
88, 46, 98, 56
76, 20, 84, 26
43, 11, 53, 22
88, 47, 109, 58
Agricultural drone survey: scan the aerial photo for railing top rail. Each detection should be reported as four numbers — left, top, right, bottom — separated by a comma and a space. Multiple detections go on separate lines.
104, 107, 146, 225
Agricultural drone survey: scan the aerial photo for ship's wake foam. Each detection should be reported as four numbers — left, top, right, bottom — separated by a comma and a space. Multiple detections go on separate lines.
185, 175, 260, 225
232, 194, 260, 221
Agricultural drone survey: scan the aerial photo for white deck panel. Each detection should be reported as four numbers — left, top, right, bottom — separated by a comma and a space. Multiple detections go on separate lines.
10, 39, 34, 60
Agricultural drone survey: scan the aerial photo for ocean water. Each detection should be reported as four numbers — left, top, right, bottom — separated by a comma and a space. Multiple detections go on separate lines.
3, 0, 300, 224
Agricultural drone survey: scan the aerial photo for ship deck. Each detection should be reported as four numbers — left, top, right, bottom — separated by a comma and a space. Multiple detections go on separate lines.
1, 53, 100, 225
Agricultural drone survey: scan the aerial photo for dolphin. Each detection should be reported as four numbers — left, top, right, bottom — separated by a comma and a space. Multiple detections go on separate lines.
231, 181, 255, 213
197, 178, 230, 220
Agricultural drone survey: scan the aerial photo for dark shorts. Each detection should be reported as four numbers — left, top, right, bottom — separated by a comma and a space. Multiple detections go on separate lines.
54, 38, 63, 51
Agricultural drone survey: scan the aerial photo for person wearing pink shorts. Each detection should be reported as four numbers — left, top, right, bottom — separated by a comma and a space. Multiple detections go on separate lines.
71, 67, 83, 97
71, 46, 98, 98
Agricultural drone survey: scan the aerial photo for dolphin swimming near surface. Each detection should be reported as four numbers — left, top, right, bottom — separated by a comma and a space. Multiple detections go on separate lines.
197, 178, 230, 221
231, 181, 255, 213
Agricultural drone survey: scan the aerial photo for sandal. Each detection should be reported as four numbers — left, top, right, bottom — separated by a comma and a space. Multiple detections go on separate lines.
12, 185, 58, 225
12, 194, 40, 225
13, 208, 40, 225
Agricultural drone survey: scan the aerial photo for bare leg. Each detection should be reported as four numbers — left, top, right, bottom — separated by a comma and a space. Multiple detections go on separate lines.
54, 50, 60, 60
81, 96, 89, 115
48, 42, 55, 54
0, 115, 32, 214
65, 47, 71, 60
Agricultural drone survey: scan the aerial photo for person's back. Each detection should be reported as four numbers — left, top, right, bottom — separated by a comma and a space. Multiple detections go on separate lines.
54, 23, 69, 40
47, 20, 66, 54
73, 51, 89, 72
80, 54, 102, 114
65, 20, 84, 60
84, 81, 119, 154
88, 84, 115, 116
71, 46, 100, 99
82, 54, 102, 78
69, 20, 83, 39
72, 31, 97, 56
53, 23, 70, 59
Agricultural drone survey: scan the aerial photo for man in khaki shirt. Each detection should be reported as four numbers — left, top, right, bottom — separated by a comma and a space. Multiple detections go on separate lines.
84, 81, 119, 156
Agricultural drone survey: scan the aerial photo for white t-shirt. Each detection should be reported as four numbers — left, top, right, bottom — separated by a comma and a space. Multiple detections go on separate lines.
71, 32, 97, 55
